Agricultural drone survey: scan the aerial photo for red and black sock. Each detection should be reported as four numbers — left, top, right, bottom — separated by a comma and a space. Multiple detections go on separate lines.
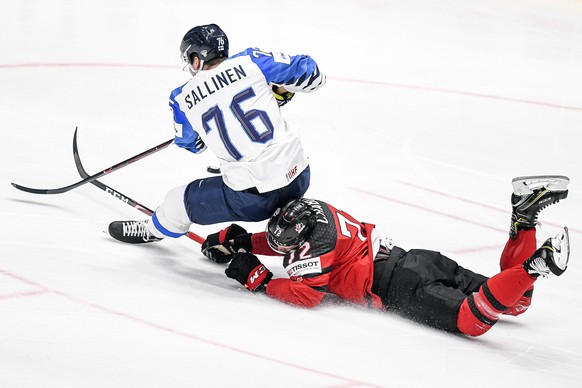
457, 266, 536, 336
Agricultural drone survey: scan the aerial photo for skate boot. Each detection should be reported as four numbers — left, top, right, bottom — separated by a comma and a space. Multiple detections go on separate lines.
509, 175, 569, 239
108, 220, 163, 244
523, 227, 570, 278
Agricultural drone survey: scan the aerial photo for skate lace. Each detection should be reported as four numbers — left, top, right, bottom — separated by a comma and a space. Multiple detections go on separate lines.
122, 221, 152, 242
527, 257, 550, 277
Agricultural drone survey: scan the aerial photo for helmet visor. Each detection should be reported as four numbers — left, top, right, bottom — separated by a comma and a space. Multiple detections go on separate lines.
266, 228, 298, 254
180, 44, 192, 64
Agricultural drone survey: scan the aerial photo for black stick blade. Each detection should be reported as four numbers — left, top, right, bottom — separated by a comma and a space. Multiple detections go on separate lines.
11, 182, 68, 194
12, 127, 172, 196
11, 173, 102, 194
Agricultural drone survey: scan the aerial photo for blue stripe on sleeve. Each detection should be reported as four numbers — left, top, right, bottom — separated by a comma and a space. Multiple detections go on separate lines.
170, 85, 204, 153
231, 48, 319, 87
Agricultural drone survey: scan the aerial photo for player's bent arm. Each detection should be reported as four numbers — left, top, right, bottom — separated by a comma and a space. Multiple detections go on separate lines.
266, 278, 326, 308
169, 89, 206, 154
276, 55, 326, 94
237, 48, 326, 94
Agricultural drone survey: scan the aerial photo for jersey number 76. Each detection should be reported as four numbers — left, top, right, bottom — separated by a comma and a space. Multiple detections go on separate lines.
201, 87, 274, 160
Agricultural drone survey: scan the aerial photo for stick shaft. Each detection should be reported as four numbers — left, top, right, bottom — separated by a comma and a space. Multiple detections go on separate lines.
72, 128, 204, 244
12, 134, 173, 194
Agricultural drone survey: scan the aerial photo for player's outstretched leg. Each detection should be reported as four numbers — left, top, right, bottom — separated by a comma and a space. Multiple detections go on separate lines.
457, 227, 570, 336
503, 176, 568, 316
509, 175, 569, 239
523, 227, 570, 278
109, 220, 163, 244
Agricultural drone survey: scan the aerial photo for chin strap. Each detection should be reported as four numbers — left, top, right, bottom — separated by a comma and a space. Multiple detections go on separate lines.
183, 59, 205, 75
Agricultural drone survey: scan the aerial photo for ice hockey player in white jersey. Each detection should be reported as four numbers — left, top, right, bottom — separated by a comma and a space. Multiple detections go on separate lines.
109, 23, 326, 243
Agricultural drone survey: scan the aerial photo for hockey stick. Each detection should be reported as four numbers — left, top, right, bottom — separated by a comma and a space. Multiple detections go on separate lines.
12, 134, 174, 195
73, 128, 155, 216
72, 128, 204, 244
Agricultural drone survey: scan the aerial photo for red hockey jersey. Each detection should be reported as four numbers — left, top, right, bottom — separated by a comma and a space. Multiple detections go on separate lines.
252, 199, 384, 309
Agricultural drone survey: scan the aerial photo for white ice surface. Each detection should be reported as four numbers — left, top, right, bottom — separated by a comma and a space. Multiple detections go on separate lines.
1, 0, 582, 387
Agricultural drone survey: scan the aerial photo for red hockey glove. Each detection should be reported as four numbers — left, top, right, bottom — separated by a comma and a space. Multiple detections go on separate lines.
225, 253, 273, 292
201, 224, 252, 264
272, 85, 294, 107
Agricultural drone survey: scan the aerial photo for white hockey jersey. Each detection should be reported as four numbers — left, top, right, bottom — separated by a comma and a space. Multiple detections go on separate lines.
169, 48, 326, 193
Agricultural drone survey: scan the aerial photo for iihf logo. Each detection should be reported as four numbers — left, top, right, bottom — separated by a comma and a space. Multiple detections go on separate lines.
217, 37, 225, 51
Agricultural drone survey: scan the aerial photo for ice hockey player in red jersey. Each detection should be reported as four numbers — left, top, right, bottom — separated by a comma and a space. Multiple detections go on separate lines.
202, 176, 570, 336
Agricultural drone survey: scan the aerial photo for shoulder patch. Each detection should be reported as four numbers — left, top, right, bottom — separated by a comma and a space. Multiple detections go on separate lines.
272, 52, 291, 64
285, 257, 322, 277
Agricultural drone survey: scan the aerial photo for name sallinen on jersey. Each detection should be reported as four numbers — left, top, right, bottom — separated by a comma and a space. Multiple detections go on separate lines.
285, 257, 322, 277
184, 64, 248, 108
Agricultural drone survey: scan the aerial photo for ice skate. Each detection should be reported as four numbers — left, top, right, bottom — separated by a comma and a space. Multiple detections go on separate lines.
509, 175, 569, 238
108, 220, 163, 244
523, 227, 570, 278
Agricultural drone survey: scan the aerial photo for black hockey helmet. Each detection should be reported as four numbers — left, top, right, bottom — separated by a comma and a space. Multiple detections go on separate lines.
266, 199, 317, 254
180, 24, 229, 65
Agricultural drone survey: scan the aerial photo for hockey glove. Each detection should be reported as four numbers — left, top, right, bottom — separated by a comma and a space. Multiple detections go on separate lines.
225, 252, 273, 292
272, 85, 294, 107
201, 224, 252, 263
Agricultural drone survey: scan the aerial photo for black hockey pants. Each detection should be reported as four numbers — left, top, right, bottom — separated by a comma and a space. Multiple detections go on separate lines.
372, 247, 488, 332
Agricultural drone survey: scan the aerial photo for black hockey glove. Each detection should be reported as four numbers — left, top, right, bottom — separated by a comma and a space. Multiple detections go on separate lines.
272, 85, 294, 107
201, 224, 252, 264
225, 252, 273, 292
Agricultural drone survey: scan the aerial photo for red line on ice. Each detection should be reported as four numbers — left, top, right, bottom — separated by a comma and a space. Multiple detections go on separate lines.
351, 187, 507, 234
333, 76, 582, 112
398, 180, 581, 235
1, 63, 581, 112
0, 269, 381, 388
0, 289, 49, 301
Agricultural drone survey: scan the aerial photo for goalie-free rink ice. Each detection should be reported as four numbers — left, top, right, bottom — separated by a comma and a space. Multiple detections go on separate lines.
1, 0, 581, 386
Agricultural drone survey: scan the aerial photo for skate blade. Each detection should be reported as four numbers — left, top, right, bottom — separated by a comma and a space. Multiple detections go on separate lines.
553, 226, 570, 270
512, 175, 570, 195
